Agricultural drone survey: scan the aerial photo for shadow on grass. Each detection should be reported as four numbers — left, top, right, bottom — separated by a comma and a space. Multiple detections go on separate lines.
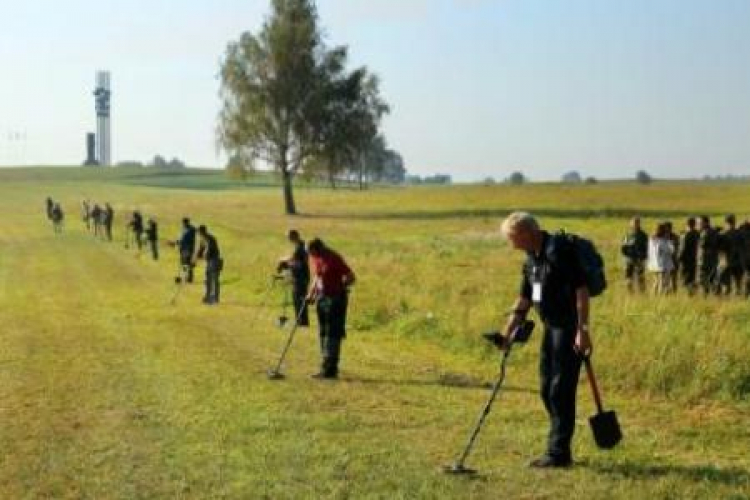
299, 207, 707, 221
588, 460, 750, 487
342, 374, 536, 393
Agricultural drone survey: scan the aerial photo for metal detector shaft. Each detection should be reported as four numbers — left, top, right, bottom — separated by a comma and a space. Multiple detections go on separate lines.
169, 265, 188, 305
268, 301, 309, 375
451, 347, 512, 470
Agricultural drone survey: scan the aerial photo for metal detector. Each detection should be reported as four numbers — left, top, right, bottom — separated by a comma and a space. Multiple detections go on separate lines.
169, 264, 189, 306
266, 301, 311, 380
443, 320, 535, 475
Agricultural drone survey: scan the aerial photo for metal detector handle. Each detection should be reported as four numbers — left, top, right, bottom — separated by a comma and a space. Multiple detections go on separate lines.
583, 356, 605, 414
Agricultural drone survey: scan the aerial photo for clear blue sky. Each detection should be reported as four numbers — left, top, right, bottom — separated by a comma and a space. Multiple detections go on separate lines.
1, 0, 749, 181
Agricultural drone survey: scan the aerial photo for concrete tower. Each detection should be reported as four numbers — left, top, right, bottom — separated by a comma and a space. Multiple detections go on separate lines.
94, 71, 111, 166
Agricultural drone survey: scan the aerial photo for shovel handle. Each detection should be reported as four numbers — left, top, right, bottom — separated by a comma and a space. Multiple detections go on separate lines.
583, 356, 605, 414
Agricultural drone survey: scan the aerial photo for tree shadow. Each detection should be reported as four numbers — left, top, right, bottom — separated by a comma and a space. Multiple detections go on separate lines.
298, 207, 706, 222
586, 459, 750, 487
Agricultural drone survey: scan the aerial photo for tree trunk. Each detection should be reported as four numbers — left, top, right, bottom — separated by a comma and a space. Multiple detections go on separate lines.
358, 156, 364, 191
281, 168, 297, 215
328, 164, 337, 190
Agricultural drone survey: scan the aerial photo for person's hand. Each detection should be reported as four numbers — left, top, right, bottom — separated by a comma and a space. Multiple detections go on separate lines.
575, 327, 592, 357
305, 295, 317, 305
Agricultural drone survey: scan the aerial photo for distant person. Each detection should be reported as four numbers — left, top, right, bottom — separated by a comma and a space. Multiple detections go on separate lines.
81, 199, 91, 231
621, 217, 648, 293
103, 203, 114, 241
741, 220, 750, 297
174, 218, 197, 283
196, 225, 222, 305
45, 197, 54, 220
129, 211, 144, 250
51, 203, 64, 234
717, 214, 745, 296
665, 221, 680, 292
145, 218, 159, 260
277, 230, 310, 326
678, 217, 699, 295
697, 216, 720, 295
91, 204, 102, 237
647, 222, 675, 295
307, 238, 355, 380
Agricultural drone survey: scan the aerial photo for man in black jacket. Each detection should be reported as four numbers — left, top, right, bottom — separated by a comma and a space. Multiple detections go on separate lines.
499, 212, 591, 468
621, 217, 648, 293
277, 230, 310, 326
197, 225, 222, 305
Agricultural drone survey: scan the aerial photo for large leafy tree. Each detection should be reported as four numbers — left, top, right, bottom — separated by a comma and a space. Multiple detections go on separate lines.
218, 0, 387, 214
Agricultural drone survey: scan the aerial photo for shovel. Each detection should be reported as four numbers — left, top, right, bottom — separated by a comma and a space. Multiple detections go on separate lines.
583, 356, 622, 449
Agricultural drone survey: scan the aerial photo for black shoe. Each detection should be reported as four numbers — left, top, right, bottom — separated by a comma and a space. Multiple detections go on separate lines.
310, 372, 338, 380
529, 455, 572, 469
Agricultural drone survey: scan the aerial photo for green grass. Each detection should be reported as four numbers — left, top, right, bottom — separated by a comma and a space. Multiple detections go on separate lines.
0, 167, 748, 498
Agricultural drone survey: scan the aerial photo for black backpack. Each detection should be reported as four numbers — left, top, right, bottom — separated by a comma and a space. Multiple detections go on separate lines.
556, 231, 607, 297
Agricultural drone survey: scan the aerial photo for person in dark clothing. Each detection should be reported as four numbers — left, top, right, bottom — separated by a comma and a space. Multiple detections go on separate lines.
91, 204, 102, 237
621, 217, 648, 293
196, 225, 222, 304
698, 216, 720, 295
306, 239, 355, 380
498, 212, 591, 468
717, 214, 745, 296
679, 217, 700, 295
665, 221, 680, 293
278, 230, 311, 326
51, 203, 64, 234
45, 197, 54, 220
174, 218, 197, 283
741, 220, 750, 297
145, 218, 159, 261
129, 211, 144, 249
103, 203, 114, 241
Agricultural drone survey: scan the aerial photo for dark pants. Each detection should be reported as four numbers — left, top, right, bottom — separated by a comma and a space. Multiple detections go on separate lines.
180, 250, 194, 283
204, 259, 221, 303
316, 293, 348, 376
293, 281, 310, 326
148, 239, 158, 260
718, 265, 744, 295
681, 261, 697, 293
540, 325, 582, 460
105, 223, 112, 241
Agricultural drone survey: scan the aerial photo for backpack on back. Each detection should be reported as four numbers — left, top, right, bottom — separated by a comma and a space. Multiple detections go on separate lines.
556, 231, 607, 297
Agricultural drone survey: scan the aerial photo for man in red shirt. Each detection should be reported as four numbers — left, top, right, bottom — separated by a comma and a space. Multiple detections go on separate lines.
307, 238, 355, 379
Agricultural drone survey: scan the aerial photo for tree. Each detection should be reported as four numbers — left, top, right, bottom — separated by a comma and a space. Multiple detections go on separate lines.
636, 170, 652, 185
507, 171, 526, 185
561, 171, 582, 183
150, 155, 167, 168
218, 0, 387, 214
584, 176, 598, 185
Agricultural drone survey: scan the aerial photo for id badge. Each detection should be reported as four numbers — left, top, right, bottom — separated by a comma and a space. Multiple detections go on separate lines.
532, 281, 542, 303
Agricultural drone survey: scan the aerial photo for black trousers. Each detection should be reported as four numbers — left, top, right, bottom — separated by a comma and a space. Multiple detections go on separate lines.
180, 250, 195, 283
292, 281, 309, 326
204, 259, 221, 303
540, 325, 582, 460
148, 239, 158, 260
316, 293, 348, 376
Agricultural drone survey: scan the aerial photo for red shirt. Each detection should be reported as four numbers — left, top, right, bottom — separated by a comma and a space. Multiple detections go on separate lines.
311, 250, 354, 296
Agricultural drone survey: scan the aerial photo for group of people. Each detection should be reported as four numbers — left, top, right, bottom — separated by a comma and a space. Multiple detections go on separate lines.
124, 210, 159, 261
80, 200, 115, 241
44, 196, 604, 469
622, 215, 750, 296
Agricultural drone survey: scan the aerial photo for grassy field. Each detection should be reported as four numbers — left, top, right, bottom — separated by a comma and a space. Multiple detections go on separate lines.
0, 167, 748, 499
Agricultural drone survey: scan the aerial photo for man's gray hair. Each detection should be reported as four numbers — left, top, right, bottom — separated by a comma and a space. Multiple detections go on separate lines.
501, 212, 539, 239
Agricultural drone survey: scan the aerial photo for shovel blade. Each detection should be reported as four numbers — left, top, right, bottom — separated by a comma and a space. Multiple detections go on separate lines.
267, 370, 285, 380
589, 410, 622, 449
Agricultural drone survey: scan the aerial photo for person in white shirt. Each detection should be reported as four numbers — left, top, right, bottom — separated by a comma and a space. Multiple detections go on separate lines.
648, 222, 676, 295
